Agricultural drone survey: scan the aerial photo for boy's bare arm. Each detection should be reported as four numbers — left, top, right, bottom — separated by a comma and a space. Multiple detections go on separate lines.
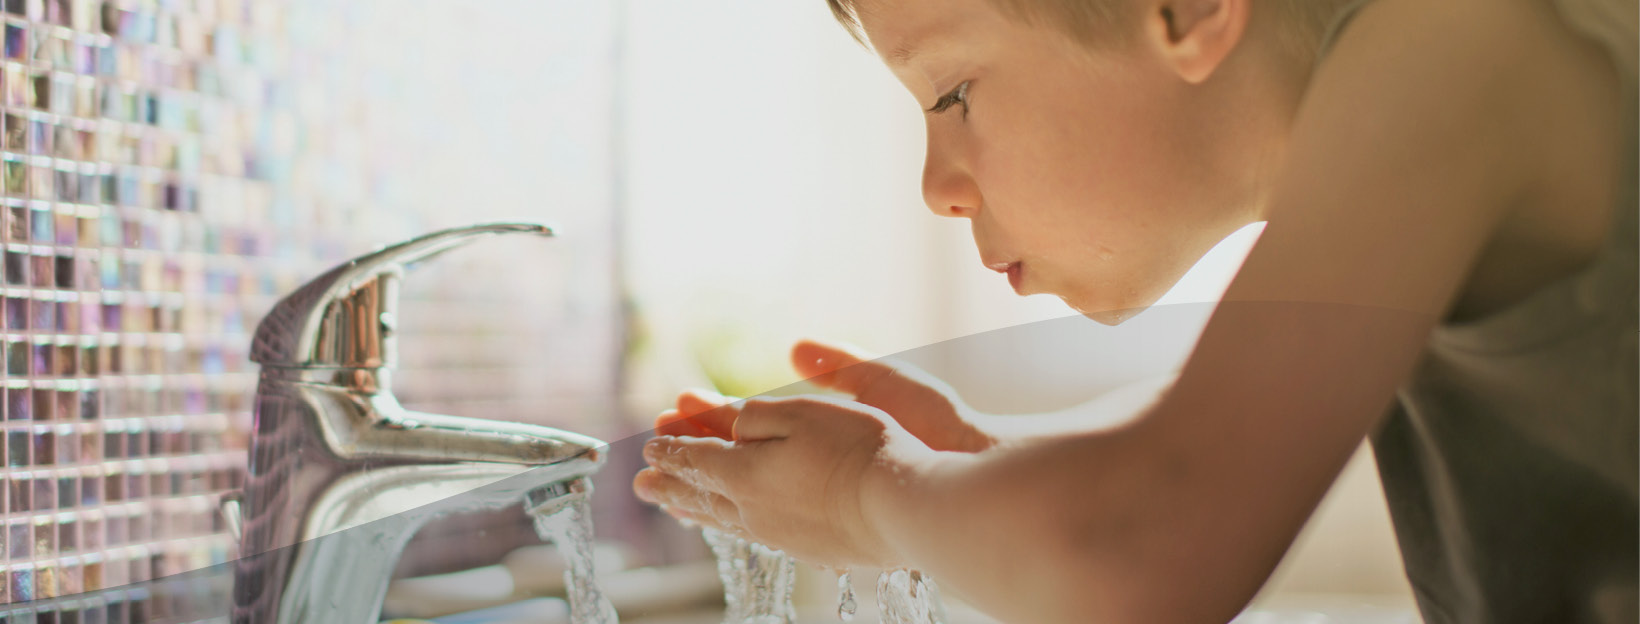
862, 0, 1594, 621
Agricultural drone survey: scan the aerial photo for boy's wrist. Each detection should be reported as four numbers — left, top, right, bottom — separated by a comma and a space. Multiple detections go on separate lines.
858, 445, 962, 570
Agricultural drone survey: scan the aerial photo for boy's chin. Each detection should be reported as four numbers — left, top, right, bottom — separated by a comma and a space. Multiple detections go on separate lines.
1081, 307, 1143, 326
1059, 294, 1148, 326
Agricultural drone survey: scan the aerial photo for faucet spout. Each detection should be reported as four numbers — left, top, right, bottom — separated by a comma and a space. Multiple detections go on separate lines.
230, 223, 612, 624
273, 367, 607, 467
372, 409, 608, 466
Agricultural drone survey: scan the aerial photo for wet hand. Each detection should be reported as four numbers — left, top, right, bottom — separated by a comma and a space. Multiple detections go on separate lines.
633, 394, 930, 569
792, 339, 996, 453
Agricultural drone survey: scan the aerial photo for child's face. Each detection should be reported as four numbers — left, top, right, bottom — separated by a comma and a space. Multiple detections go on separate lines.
859, 0, 1271, 322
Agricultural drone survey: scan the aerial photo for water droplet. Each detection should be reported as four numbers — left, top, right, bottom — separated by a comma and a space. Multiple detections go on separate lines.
836, 571, 858, 621
876, 568, 948, 624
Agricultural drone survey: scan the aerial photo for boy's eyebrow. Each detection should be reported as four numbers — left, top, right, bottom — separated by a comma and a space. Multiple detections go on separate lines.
885, 43, 921, 66
885, 34, 942, 68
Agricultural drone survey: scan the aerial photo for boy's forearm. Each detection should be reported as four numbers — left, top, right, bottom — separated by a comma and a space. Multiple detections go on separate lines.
860, 429, 1150, 623
861, 398, 1270, 624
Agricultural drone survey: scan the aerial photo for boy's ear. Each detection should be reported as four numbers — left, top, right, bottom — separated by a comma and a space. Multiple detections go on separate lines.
1145, 0, 1250, 84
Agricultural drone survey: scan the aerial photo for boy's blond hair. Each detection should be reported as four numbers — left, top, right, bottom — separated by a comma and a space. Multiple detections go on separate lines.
827, 0, 1355, 61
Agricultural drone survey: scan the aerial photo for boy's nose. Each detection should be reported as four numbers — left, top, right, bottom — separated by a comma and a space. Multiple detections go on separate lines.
922, 144, 981, 219
921, 167, 981, 219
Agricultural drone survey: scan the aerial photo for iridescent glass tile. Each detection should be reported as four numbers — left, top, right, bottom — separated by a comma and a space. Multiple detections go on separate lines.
51, 214, 72, 246
27, 71, 45, 110
31, 563, 52, 599
49, 300, 65, 332
99, 473, 116, 503
125, 511, 146, 542
46, 1, 69, 29
55, 565, 79, 599
95, 303, 114, 335
3, 64, 26, 107
26, 297, 49, 331
5, 345, 26, 377
27, 342, 47, 377
95, 254, 114, 290
32, 429, 52, 464
5, 476, 27, 512
2, 155, 25, 194
5, 432, 25, 467
9, 566, 30, 604
90, 40, 111, 78
30, 476, 52, 512
25, 208, 47, 244
1, 113, 19, 151
54, 476, 72, 508
78, 474, 96, 508
74, 217, 94, 248
51, 254, 70, 288
51, 388, 71, 420
26, 163, 50, 199
71, 39, 90, 75
48, 74, 70, 114
1, 254, 20, 287
76, 426, 95, 459
80, 517, 100, 551
6, 297, 25, 329
75, 170, 95, 203
24, 120, 45, 155
2, 23, 21, 60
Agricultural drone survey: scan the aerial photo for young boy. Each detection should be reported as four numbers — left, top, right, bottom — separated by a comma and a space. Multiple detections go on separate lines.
634, 0, 1637, 621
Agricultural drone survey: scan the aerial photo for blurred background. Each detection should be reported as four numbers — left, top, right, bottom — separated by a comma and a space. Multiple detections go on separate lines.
0, 0, 1411, 621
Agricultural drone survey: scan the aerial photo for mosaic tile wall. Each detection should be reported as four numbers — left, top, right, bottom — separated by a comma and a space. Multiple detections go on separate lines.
0, 0, 624, 620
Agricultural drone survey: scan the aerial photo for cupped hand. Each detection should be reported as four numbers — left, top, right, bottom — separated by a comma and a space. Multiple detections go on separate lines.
651, 340, 994, 452
791, 339, 996, 453
633, 394, 931, 569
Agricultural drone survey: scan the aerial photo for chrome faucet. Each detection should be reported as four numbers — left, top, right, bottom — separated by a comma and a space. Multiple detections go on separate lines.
226, 222, 609, 624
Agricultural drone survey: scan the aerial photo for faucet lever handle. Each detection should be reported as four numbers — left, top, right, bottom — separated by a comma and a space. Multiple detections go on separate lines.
251, 222, 556, 369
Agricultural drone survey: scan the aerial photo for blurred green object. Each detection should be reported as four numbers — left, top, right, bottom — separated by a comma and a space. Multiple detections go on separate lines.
689, 324, 805, 399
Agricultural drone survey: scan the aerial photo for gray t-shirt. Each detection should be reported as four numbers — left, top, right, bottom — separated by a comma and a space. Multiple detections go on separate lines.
1321, 1, 1638, 622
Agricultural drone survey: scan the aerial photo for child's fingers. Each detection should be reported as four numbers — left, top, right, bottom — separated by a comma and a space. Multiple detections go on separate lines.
643, 435, 743, 493
633, 468, 743, 531
791, 339, 874, 383
792, 339, 925, 399
676, 390, 739, 438
653, 409, 715, 438
677, 388, 734, 414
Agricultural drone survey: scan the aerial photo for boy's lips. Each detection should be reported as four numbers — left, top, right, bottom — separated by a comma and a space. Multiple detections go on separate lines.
986, 261, 1025, 294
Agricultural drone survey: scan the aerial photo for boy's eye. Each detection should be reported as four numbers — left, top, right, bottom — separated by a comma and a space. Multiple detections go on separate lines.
926, 81, 971, 118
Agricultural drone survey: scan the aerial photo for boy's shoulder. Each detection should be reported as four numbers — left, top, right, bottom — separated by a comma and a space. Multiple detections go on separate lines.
1311, 0, 1629, 321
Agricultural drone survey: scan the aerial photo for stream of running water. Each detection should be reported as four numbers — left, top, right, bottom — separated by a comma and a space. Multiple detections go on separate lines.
531, 498, 620, 624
